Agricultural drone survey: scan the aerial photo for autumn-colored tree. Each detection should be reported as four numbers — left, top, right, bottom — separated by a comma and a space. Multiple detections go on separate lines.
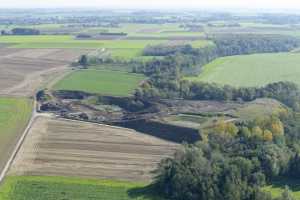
270, 120, 284, 136
263, 130, 273, 142
214, 120, 227, 135
213, 120, 238, 137
252, 126, 263, 140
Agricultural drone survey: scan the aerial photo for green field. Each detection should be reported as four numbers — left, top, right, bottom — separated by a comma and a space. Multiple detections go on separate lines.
0, 176, 165, 200
0, 35, 166, 49
0, 35, 212, 61
0, 35, 210, 49
54, 69, 145, 96
187, 53, 300, 87
263, 178, 300, 199
0, 98, 32, 170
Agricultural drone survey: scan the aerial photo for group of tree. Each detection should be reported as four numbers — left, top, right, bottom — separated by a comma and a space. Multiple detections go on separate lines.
133, 34, 300, 200
141, 44, 218, 75
134, 34, 300, 104
137, 80, 300, 111
212, 34, 299, 56
153, 112, 300, 200
1, 28, 40, 36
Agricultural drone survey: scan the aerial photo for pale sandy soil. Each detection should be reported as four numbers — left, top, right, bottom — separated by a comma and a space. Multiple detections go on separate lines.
9, 116, 179, 182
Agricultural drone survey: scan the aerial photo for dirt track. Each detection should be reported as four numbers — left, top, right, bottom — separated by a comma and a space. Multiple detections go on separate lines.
9, 116, 179, 182
0, 48, 90, 97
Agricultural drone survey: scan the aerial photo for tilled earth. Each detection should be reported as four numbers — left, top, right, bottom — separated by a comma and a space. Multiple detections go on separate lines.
0, 48, 90, 96
9, 116, 179, 182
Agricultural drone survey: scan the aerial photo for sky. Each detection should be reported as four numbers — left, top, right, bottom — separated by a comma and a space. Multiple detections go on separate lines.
2, 0, 300, 10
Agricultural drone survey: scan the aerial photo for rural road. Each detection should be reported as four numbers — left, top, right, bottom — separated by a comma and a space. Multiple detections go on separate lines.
0, 98, 38, 183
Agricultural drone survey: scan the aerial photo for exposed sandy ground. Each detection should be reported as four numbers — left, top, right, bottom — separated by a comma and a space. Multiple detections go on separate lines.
9, 116, 179, 182
0, 48, 90, 97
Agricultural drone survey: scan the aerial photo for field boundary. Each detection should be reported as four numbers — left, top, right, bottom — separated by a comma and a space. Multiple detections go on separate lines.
0, 99, 36, 183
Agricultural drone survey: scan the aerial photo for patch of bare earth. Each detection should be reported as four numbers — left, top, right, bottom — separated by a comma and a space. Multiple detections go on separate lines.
9, 116, 179, 182
0, 48, 91, 97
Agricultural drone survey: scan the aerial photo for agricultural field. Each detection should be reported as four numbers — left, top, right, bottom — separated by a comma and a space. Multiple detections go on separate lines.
54, 69, 145, 96
0, 176, 165, 200
0, 35, 166, 49
0, 47, 90, 96
0, 22, 205, 38
9, 116, 179, 182
187, 53, 300, 87
206, 22, 300, 38
0, 97, 32, 175
0, 25, 212, 60
79, 23, 205, 38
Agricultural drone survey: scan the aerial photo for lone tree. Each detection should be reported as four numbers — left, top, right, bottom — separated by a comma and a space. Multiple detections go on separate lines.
79, 55, 88, 68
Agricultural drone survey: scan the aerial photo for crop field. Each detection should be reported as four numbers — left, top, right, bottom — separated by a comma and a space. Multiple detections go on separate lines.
0, 48, 90, 96
9, 117, 178, 182
1, 23, 204, 38
0, 176, 165, 200
187, 53, 300, 87
0, 97, 32, 175
54, 69, 145, 96
0, 35, 166, 48
206, 22, 300, 38
0, 33, 212, 60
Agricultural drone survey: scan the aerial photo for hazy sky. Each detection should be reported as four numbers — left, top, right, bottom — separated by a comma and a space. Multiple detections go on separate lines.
2, 0, 300, 10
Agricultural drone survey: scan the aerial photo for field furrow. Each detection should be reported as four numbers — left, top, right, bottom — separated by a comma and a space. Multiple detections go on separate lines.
9, 116, 179, 182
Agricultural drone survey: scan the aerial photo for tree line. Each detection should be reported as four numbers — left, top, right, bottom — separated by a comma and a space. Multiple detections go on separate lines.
1, 28, 40, 35
134, 34, 300, 111
213, 34, 299, 56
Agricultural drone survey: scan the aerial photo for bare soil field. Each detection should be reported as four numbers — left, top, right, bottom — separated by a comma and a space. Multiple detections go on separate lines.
0, 48, 90, 97
9, 116, 179, 182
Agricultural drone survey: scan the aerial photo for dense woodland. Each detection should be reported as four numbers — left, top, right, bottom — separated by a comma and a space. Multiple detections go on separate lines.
154, 110, 300, 200
213, 34, 300, 56
153, 93, 300, 200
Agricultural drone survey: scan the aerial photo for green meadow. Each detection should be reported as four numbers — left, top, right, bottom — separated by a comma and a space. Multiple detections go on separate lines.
0, 35, 166, 49
0, 34, 211, 61
187, 53, 300, 87
0, 176, 165, 200
54, 69, 145, 96
0, 98, 32, 171
263, 178, 300, 199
